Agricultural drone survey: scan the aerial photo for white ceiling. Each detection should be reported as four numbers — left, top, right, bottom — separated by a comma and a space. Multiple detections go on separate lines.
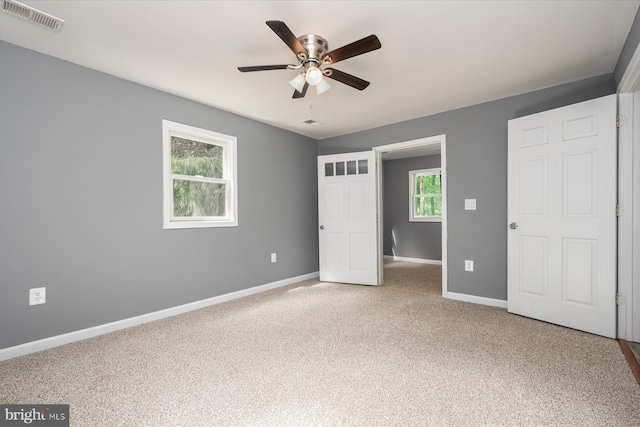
1, 1, 637, 140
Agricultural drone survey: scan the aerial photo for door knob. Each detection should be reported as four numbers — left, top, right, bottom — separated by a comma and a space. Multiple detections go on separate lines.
320, 225, 325, 230
509, 222, 518, 230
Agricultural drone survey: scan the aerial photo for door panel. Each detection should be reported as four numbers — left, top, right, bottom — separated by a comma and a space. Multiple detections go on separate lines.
318, 151, 378, 286
350, 233, 370, 272
562, 238, 596, 305
325, 233, 344, 271
325, 183, 343, 220
349, 181, 368, 220
519, 236, 547, 297
508, 94, 616, 338
520, 157, 548, 216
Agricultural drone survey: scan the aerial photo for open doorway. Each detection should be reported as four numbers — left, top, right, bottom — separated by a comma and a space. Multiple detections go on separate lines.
373, 135, 448, 295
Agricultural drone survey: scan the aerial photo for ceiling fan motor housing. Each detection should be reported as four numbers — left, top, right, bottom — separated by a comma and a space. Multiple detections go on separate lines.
298, 34, 328, 66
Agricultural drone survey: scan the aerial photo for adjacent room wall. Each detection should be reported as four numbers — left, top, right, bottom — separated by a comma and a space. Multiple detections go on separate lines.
383, 155, 442, 261
319, 74, 616, 301
0, 41, 319, 350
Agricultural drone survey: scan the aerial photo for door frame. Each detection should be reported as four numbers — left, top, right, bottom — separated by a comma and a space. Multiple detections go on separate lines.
372, 134, 448, 294
618, 42, 640, 341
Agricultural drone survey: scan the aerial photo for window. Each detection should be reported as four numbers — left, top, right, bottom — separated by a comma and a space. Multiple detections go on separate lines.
409, 168, 442, 222
324, 159, 368, 176
162, 120, 237, 229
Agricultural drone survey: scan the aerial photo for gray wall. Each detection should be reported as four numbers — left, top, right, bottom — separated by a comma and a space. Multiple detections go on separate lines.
383, 155, 441, 260
319, 74, 616, 301
614, 6, 640, 86
0, 41, 319, 350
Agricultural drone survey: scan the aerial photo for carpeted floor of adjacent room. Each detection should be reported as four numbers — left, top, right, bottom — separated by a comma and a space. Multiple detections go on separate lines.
1, 261, 639, 426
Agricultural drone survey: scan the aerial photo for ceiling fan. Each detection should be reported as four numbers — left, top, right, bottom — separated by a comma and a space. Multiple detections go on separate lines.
238, 21, 381, 98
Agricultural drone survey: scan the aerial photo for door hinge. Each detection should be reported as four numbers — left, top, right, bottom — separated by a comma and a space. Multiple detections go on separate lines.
615, 293, 628, 305
616, 115, 627, 128
616, 205, 620, 217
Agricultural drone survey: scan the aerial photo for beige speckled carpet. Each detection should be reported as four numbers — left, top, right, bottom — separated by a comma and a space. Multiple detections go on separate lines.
382, 259, 442, 295
1, 263, 639, 426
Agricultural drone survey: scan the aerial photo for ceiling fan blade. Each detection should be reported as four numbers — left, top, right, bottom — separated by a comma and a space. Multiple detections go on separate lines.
292, 82, 309, 98
238, 65, 291, 72
322, 35, 381, 65
266, 20, 307, 59
324, 68, 370, 90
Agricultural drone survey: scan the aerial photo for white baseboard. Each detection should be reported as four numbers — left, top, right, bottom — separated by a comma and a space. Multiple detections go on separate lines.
383, 255, 442, 265
445, 291, 507, 308
0, 271, 319, 362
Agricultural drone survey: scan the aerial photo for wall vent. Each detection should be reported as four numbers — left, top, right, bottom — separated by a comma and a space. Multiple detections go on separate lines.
2, 0, 64, 32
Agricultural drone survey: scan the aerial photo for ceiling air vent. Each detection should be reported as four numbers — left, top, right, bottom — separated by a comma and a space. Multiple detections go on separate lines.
303, 119, 324, 127
2, 0, 64, 32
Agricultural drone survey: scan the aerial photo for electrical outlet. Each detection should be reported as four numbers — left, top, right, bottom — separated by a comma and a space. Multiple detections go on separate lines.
29, 287, 46, 306
465, 199, 477, 210
271, 253, 277, 263
465, 260, 474, 272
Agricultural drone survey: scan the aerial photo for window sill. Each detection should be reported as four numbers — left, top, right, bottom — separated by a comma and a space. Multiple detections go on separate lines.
409, 217, 442, 223
163, 219, 238, 230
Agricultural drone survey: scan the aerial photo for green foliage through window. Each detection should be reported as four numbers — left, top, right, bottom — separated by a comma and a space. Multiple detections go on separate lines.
412, 170, 442, 218
171, 137, 226, 218
173, 180, 226, 217
171, 137, 223, 178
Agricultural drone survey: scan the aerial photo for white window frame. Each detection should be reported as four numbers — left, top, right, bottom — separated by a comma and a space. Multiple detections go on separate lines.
162, 120, 237, 229
409, 168, 442, 222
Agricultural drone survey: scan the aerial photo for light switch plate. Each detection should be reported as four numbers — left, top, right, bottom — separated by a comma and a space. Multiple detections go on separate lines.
465, 199, 477, 210
465, 260, 474, 272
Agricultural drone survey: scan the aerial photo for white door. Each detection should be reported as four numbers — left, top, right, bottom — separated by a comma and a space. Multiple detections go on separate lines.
507, 94, 617, 338
318, 151, 379, 285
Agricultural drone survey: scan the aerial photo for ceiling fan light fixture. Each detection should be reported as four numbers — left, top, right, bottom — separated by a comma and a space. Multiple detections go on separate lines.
289, 73, 306, 92
305, 67, 323, 86
316, 78, 331, 95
